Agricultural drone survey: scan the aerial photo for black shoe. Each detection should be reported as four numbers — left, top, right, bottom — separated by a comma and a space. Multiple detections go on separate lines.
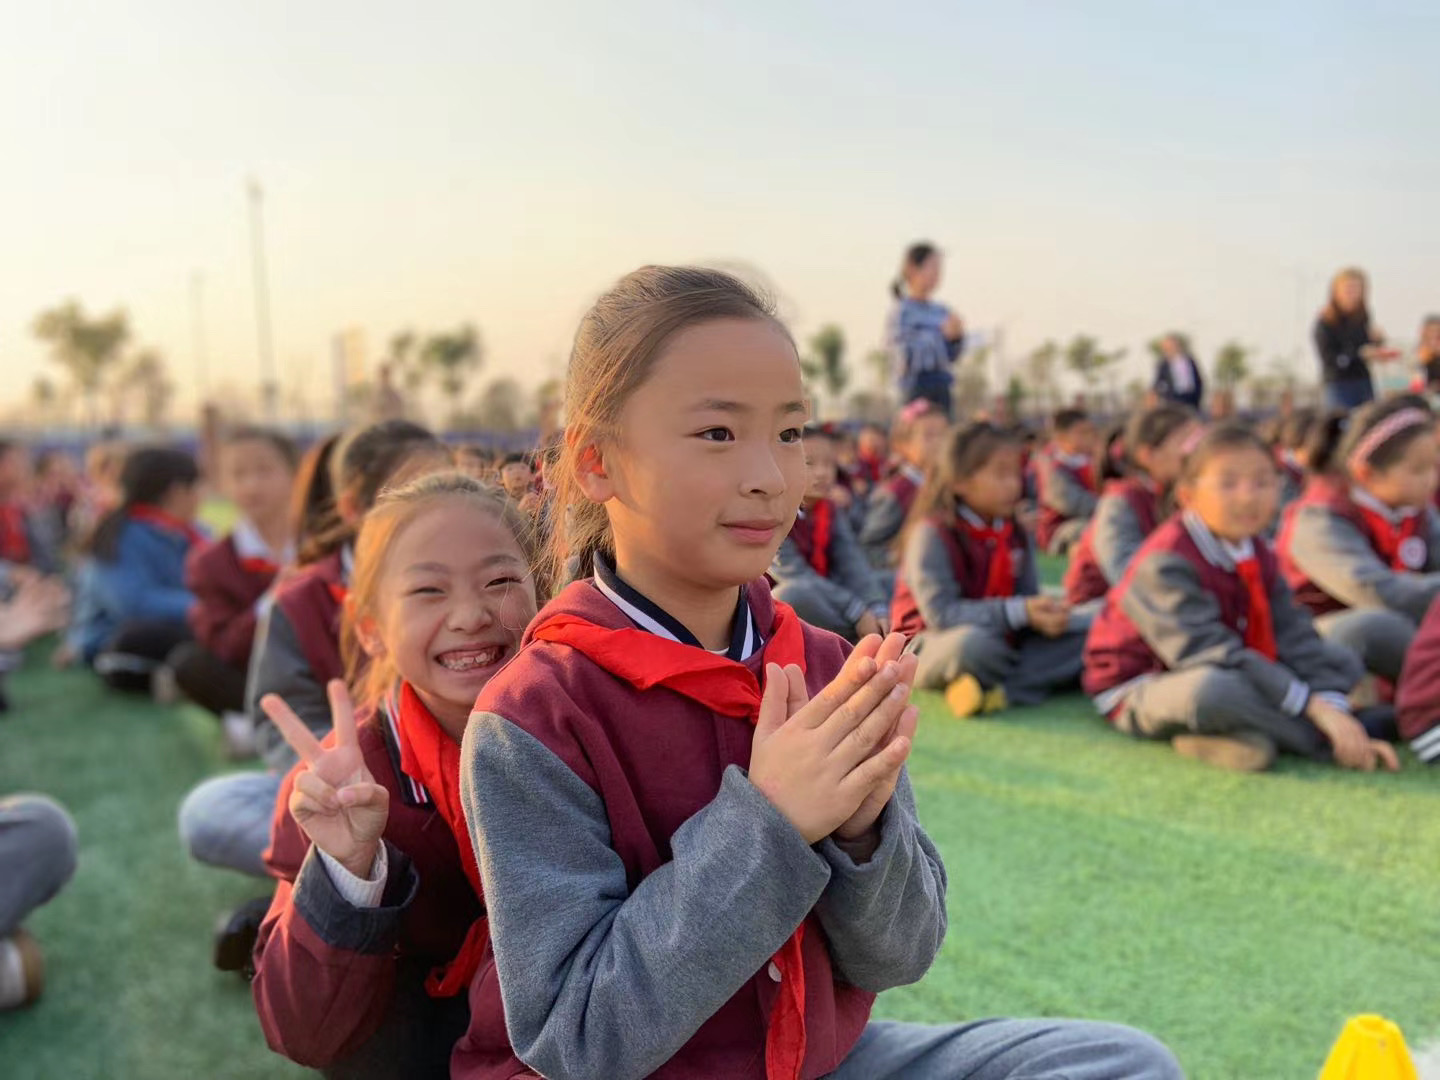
1355, 704, 1398, 742
212, 895, 273, 981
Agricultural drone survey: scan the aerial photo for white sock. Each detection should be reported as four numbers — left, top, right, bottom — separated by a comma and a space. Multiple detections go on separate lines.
0, 936, 26, 1007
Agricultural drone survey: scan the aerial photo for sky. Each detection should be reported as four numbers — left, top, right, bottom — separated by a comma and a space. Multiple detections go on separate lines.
4, 1, 1440, 422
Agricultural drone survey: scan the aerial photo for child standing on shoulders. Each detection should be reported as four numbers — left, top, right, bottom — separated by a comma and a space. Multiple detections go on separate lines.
885, 241, 966, 416
1064, 404, 1201, 606
456, 266, 1179, 1080
771, 425, 889, 643
1276, 397, 1440, 685
1084, 424, 1391, 773
1036, 408, 1099, 556
252, 473, 543, 1079
166, 428, 299, 740
893, 422, 1090, 718
858, 400, 948, 571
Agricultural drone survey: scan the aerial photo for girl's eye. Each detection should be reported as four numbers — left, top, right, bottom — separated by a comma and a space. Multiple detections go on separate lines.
779, 428, 802, 444
409, 586, 444, 597
697, 428, 734, 443
486, 576, 522, 589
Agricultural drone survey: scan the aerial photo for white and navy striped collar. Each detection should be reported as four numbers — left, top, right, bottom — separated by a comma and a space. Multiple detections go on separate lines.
1182, 510, 1254, 569
1051, 448, 1090, 470
1351, 486, 1419, 524
340, 543, 355, 584
593, 553, 762, 662
380, 686, 433, 808
956, 502, 1006, 531
233, 517, 296, 565
901, 463, 926, 487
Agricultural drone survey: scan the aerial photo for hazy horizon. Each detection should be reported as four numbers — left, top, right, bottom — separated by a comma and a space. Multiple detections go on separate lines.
5, 1, 1440, 422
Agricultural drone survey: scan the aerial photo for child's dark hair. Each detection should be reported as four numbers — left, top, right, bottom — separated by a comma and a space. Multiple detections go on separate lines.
891, 241, 938, 300
1052, 407, 1090, 435
1178, 423, 1274, 486
1278, 408, 1319, 452
302, 421, 449, 564
225, 426, 301, 470
1096, 423, 1129, 484
500, 451, 533, 470
1306, 395, 1435, 478
86, 446, 200, 561
1102, 403, 1197, 483
292, 434, 341, 565
550, 265, 792, 583
802, 422, 840, 444
901, 422, 1020, 549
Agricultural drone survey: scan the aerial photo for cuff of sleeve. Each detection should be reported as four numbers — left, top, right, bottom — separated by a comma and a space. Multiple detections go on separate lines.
318, 845, 389, 909
1281, 680, 1311, 717
844, 598, 868, 624
727, 766, 832, 886
292, 841, 417, 955
1315, 691, 1352, 714
1004, 597, 1029, 629
255, 593, 275, 620
818, 796, 905, 878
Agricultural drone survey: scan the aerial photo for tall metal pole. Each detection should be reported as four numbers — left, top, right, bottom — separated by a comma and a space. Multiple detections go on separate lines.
189, 269, 209, 401
247, 177, 278, 420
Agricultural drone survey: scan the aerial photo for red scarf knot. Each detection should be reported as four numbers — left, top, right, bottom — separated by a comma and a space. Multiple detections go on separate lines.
1234, 556, 1277, 661
958, 516, 1017, 599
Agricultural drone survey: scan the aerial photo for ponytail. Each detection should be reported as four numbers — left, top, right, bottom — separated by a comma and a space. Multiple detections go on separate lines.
891, 277, 905, 300
1096, 424, 1129, 485
1304, 411, 1350, 476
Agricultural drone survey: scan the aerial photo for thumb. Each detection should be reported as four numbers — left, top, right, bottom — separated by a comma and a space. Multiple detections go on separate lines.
754, 664, 789, 741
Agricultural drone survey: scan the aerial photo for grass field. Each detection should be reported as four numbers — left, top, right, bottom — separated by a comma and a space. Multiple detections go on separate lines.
2, 552, 1437, 1078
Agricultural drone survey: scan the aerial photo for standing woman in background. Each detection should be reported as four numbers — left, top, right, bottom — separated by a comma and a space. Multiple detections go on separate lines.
886, 241, 966, 417
1314, 267, 1393, 410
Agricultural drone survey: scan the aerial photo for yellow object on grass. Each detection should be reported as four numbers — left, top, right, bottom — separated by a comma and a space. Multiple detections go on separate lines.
1318, 1015, 1417, 1080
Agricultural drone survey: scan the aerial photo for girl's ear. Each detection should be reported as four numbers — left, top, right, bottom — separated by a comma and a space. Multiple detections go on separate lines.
1350, 461, 1373, 487
354, 612, 386, 661
337, 490, 362, 525
1173, 478, 1195, 509
575, 442, 615, 504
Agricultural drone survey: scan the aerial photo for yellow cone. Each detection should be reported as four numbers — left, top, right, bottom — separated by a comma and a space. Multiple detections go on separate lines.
1318, 1015, 1417, 1080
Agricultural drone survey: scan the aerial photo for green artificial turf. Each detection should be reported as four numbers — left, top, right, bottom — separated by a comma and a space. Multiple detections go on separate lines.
1, 546, 1434, 1078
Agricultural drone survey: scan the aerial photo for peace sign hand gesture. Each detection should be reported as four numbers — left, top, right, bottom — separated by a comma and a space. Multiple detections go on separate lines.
260, 680, 390, 879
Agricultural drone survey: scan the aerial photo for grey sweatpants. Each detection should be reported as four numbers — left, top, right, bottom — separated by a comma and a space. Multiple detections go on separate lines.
773, 579, 862, 642
1113, 664, 1334, 759
0, 795, 78, 937
829, 1018, 1183, 1079
177, 771, 281, 879
1314, 608, 1414, 681
912, 625, 1086, 706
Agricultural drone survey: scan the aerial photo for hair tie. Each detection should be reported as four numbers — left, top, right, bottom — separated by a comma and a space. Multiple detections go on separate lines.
1179, 425, 1208, 457
1108, 437, 1127, 463
899, 400, 933, 424
1347, 407, 1431, 473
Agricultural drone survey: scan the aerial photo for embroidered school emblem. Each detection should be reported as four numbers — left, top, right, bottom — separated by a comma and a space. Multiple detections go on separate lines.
1400, 536, 1428, 570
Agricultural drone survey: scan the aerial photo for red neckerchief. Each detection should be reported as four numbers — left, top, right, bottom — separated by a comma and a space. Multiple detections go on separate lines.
1077, 462, 1096, 493
532, 599, 810, 1080
1234, 557, 1277, 660
392, 681, 488, 998
1356, 504, 1423, 571
237, 556, 280, 578
807, 499, 833, 578
958, 515, 1016, 598
129, 503, 205, 547
0, 503, 30, 563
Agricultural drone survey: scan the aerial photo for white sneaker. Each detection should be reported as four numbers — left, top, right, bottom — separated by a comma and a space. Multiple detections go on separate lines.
221, 711, 257, 760
0, 930, 45, 1010
151, 664, 180, 705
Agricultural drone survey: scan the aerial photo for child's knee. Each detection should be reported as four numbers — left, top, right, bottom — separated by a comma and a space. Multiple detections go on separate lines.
1059, 1021, 1184, 1079
19, 796, 78, 893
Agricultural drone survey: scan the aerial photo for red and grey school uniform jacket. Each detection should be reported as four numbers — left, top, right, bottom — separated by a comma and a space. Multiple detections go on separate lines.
453, 558, 948, 1080
1083, 511, 1362, 755
890, 503, 1036, 640
771, 500, 889, 625
247, 547, 350, 770
1276, 477, 1440, 623
1063, 477, 1164, 606
1035, 446, 1098, 550
1396, 596, 1440, 761
253, 705, 479, 1077
185, 519, 290, 671
857, 464, 925, 566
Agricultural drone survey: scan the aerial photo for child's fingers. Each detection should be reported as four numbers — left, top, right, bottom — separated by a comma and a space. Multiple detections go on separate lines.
260, 694, 325, 765
833, 678, 910, 769
840, 735, 913, 799
1373, 740, 1401, 772
294, 769, 341, 812
328, 680, 358, 750
783, 664, 809, 718
812, 659, 900, 745
336, 781, 390, 811
795, 651, 879, 730
874, 632, 908, 668
754, 664, 790, 741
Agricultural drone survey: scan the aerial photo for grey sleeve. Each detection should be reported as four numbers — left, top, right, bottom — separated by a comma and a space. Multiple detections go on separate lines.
859, 491, 906, 552
1121, 553, 1310, 715
1427, 510, 1440, 572
1041, 461, 1098, 518
901, 522, 1024, 635
1093, 496, 1147, 586
1269, 573, 1363, 695
289, 841, 418, 953
247, 605, 332, 772
771, 536, 869, 625
812, 769, 946, 991
462, 715, 832, 1080
828, 514, 888, 613
1286, 506, 1440, 623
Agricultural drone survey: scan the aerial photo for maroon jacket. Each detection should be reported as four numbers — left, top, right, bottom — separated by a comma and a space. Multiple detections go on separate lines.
1083, 516, 1282, 697
185, 534, 278, 669
1036, 448, 1096, 550
1398, 596, 1440, 746
253, 707, 482, 1073
1063, 479, 1161, 606
275, 549, 347, 687
453, 580, 891, 1079
891, 513, 1030, 638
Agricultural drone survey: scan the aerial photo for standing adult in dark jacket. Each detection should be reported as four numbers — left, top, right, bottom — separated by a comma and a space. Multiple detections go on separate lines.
1314, 267, 1392, 410
1150, 334, 1205, 412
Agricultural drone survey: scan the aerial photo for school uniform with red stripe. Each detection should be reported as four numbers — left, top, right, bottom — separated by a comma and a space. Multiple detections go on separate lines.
1036, 446, 1098, 551
185, 520, 289, 670
1063, 477, 1164, 606
451, 556, 947, 1080
891, 504, 1032, 639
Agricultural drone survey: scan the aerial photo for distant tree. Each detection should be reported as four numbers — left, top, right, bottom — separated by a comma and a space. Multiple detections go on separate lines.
1213, 341, 1252, 392
420, 324, 484, 428
952, 344, 991, 419
1063, 335, 1126, 402
473, 378, 526, 433
386, 330, 425, 393
865, 348, 891, 392
1025, 340, 1061, 409
1005, 375, 1027, 420
117, 350, 174, 429
843, 390, 893, 424
32, 301, 130, 428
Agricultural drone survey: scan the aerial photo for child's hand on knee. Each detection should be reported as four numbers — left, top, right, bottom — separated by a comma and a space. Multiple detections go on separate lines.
749, 634, 918, 844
